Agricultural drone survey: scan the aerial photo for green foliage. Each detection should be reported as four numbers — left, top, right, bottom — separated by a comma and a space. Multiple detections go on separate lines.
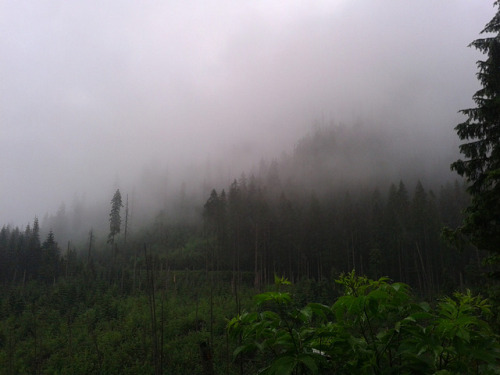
0, 275, 252, 374
229, 272, 500, 374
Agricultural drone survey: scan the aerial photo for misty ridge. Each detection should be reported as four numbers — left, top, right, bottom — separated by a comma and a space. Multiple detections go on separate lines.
2, 0, 488, 231
37, 120, 460, 248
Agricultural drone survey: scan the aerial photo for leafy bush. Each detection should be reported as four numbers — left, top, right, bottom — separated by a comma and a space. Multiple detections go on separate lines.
228, 271, 500, 374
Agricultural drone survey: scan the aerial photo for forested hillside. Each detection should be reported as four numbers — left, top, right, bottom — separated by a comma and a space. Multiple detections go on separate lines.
1, 124, 497, 374
0, 125, 478, 294
3, 0, 500, 373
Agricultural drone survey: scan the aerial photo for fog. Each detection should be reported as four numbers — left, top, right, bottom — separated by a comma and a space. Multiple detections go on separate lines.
0, 1, 493, 229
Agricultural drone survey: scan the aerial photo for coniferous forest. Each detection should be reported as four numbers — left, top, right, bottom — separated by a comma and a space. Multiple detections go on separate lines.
3, 3, 500, 375
1, 126, 498, 374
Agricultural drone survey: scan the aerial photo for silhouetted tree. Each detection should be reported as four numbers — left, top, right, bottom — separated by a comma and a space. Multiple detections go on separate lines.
278, 192, 302, 281
0, 226, 11, 282
203, 189, 221, 270
40, 230, 60, 283
108, 189, 123, 245
29, 217, 42, 278
124, 194, 129, 244
451, 3, 500, 268
367, 189, 384, 279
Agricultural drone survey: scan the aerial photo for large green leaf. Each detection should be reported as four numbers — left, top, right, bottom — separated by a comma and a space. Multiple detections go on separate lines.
297, 353, 319, 374
268, 355, 297, 375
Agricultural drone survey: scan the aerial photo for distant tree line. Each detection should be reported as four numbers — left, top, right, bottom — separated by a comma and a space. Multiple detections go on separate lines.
203, 175, 481, 296
0, 177, 481, 297
0, 218, 63, 284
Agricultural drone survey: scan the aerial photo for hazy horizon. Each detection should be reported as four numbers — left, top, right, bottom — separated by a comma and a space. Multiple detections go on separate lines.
1, 1, 493, 228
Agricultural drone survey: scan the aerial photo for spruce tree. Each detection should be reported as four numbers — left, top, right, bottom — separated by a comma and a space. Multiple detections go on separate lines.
108, 189, 123, 245
451, 2, 500, 260
40, 230, 60, 282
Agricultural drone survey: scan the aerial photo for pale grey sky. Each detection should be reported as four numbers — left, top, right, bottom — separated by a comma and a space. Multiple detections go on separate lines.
0, 0, 494, 227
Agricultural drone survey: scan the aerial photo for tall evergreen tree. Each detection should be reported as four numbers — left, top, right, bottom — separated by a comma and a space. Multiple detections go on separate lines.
451, 3, 500, 262
108, 189, 123, 245
40, 230, 60, 283
0, 226, 10, 282
29, 217, 42, 278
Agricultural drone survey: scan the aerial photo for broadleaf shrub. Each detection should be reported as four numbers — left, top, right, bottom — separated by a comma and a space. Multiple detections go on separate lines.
228, 271, 500, 374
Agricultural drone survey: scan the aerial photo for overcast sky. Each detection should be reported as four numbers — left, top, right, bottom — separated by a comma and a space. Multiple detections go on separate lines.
0, 0, 494, 227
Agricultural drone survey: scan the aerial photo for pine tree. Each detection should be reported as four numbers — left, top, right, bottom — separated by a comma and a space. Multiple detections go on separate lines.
0, 226, 10, 282
29, 217, 41, 278
451, 3, 500, 260
40, 230, 60, 283
108, 189, 123, 245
